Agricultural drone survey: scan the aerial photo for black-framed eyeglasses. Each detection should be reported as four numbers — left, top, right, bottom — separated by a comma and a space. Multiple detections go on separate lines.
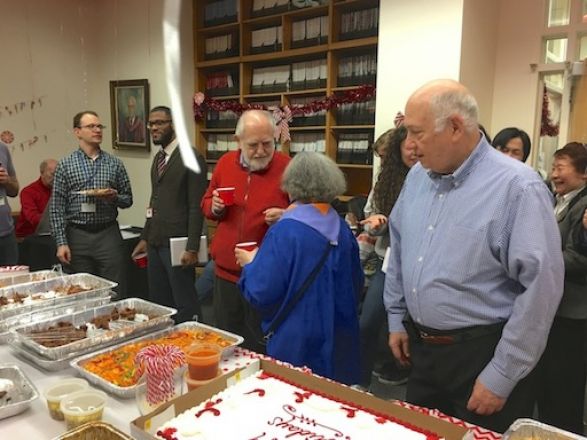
147, 120, 172, 129
78, 124, 106, 131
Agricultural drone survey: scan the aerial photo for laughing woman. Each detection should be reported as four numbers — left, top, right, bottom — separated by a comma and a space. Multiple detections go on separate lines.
535, 142, 587, 434
236, 152, 363, 385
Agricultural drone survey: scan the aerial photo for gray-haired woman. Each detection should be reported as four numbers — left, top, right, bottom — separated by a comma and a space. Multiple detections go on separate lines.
236, 152, 363, 385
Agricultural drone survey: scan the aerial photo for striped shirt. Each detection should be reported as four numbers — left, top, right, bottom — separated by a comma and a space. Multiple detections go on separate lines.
384, 138, 564, 398
50, 148, 133, 246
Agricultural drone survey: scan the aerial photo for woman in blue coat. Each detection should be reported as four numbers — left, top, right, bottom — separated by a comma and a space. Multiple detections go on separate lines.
236, 152, 363, 385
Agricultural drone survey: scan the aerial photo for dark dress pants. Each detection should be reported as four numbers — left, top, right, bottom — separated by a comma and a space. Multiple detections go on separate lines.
67, 224, 126, 297
213, 275, 265, 354
536, 316, 586, 435
407, 330, 536, 433
0, 233, 18, 265
147, 244, 201, 324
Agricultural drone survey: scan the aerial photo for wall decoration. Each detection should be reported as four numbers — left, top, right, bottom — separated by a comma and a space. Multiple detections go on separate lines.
109, 79, 150, 151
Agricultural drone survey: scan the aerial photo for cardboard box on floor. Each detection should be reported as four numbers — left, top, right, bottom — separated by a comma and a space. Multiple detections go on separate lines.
131, 359, 470, 440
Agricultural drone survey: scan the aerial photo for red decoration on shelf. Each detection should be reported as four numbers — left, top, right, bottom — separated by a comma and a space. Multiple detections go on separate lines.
540, 85, 560, 137
193, 85, 376, 142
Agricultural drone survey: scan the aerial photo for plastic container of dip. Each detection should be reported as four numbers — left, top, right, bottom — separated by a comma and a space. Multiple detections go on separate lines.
185, 343, 222, 380
43, 378, 89, 421
60, 389, 107, 429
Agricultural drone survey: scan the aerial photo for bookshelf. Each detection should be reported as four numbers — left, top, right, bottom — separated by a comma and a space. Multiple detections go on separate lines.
193, 0, 379, 195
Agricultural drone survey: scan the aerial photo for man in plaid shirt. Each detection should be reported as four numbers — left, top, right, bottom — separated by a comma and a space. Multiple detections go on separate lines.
50, 111, 133, 297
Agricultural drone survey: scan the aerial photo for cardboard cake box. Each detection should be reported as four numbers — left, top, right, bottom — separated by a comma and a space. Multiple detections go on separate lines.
131, 359, 470, 440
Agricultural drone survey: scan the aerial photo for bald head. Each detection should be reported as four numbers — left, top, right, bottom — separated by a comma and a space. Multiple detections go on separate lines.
404, 79, 481, 174
409, 79, 479, 133
40, 159, 58, 187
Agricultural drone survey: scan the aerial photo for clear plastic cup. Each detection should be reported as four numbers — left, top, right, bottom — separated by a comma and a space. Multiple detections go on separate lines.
43, 378, 89, 421
60, 389, 107, 429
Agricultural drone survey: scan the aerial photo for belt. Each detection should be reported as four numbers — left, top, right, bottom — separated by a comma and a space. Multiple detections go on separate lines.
69, 221, 116, 233
406, 317, 505, 345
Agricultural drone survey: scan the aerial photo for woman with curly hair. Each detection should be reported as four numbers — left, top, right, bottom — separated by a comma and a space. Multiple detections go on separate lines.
358, 125, 417, 389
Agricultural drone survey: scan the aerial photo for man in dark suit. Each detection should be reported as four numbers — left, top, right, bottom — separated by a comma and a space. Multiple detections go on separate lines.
132, 106, 207, 322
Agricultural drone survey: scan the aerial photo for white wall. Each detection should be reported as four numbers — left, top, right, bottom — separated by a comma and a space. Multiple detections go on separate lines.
459, 0, 500, 131
373, 0, 464, 182
0, 0, 195, 226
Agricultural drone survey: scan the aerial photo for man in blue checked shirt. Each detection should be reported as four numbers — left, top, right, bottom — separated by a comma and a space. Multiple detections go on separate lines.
50, 111, 133, 297
384, 79, 564, 433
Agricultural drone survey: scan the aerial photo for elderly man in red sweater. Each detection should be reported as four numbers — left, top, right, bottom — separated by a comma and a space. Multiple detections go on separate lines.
202, 109, 290, 353
16, 158, 57, 238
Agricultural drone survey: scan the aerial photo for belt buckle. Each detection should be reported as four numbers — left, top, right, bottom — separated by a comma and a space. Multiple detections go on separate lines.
419, 331, 454, 345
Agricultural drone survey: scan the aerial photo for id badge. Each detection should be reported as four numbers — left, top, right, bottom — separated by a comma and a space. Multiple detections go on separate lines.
0, 197, 5, 207
146, 207, 153, 218
81, 202, 96, 213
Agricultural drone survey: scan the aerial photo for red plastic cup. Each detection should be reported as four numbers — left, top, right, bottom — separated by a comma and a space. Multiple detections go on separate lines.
133, 253, 148, 268
216, 187, 235, 206
235, 242, 257, 252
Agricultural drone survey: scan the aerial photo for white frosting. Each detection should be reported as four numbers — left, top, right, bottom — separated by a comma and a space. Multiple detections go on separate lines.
85, 323, 100, 337
0, 378, 14, 394
134, 313, 149, 323
155, 371, 428, 440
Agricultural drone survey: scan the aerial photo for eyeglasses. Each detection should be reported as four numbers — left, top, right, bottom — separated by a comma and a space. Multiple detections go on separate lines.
147, 120, 172, 129
78, 124, 106, 131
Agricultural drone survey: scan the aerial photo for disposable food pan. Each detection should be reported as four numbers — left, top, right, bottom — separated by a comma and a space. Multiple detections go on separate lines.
0, 363, 39, 420
8, 318, 174, 372
54, 421, 133, 440
0, 296, 111, 343
12, 298, 177, 360
0, 273, 118, 321
0, 269, 60, 288
70, 321, 244, 398
503, 418, 586, 440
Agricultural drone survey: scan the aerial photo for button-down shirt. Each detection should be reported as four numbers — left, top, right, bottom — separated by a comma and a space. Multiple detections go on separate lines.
50, 148, 133, 246
384, 138, 564, 398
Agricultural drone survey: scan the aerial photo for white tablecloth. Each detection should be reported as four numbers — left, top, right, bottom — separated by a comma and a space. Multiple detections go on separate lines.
0, 345, 265, 439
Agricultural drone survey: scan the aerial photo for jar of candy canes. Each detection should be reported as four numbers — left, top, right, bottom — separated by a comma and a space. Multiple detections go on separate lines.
135, 345, 186, 415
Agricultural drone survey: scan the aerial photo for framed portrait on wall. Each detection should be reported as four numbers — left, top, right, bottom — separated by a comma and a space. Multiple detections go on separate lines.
109, 79, 150, 151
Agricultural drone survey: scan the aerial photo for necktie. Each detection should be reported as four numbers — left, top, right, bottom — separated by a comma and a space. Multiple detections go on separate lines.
157, 150, 166, 176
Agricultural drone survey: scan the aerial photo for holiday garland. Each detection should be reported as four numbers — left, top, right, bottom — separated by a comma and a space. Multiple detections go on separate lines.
193, 84, 376, 143
540, 85, 559, 137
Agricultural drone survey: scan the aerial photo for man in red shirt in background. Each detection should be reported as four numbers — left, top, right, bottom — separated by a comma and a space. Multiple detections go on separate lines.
16, 159, 57, 238
202, 109, 290, 352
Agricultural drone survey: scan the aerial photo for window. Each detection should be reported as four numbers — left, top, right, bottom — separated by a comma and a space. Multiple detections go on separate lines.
548, 0, 571, 26
544, 37, 568, 62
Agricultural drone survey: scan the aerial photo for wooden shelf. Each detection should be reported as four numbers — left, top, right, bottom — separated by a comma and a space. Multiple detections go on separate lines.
194, 0, 380, 196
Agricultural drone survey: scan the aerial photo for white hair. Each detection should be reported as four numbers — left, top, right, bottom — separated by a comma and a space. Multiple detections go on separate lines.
430, 89, 479, 133
235, 109, 276, 138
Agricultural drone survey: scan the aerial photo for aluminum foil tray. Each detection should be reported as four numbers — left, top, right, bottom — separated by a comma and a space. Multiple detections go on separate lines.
71, 321, 244, 398
12, 298, 177, 360
0, 363, 39, 420
0, 273, 117, 321
503, 418, 586, 440
54, 421, 133, 440
0, 269, 60, 288
9, 318, 174, 372
0, 296, 111, 344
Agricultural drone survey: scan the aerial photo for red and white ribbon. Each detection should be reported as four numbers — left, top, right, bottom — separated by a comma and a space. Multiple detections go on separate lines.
269, 106, 293, 144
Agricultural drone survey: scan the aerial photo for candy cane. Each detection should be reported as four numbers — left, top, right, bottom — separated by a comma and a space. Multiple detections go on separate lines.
136, 345, 186, 406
